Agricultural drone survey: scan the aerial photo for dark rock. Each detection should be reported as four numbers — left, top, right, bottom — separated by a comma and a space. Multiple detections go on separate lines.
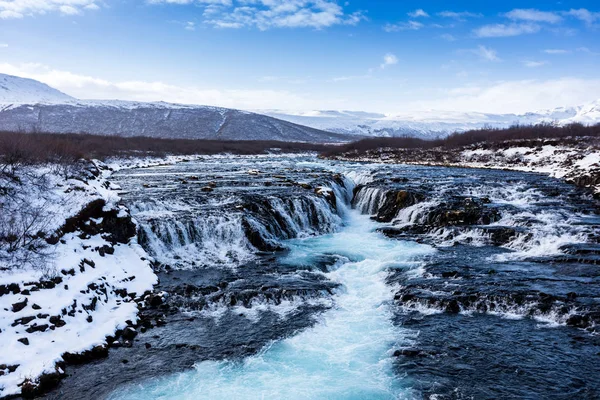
18, 338, 29, 345
12, 316, 36, 326
12, 298, 28, 312
445, 299, 461, 314
26, 324, 49, 333
63, 345, 108, 364
373, 189, 425, 223
121, 327, 138, 341
393, 349, 426, 357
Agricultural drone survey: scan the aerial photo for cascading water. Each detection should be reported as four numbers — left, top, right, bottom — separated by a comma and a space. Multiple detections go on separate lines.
114, 158, 351, 269
109, 193, 434, 400
70, 156, 600, 400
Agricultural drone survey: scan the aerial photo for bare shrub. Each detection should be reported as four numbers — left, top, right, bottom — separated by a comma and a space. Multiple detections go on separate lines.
0, 168, 57, 272
323, 123, 600, 157
0, 131, 330, 161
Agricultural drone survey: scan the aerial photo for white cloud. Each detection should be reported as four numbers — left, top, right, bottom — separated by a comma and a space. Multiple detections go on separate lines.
523, 60, 548, 68
2, 62, 598, 115
185, 21, 196, 30
331, 74, 370, 82
473, 23, 540, 38
380, 53, 398, 69
0, 0, 100, 19
564, 8, 600, 26
505, 9, 562, 24
0, 43, 8, 48
0, 62, 335, 110
408, 9, 428, 18
543, 49, 570, 54
384, 20, 423, 32
471, 45, 500, 61
150, 0, 365, 30
410, 78, 600, 114
437, 11, 482, 20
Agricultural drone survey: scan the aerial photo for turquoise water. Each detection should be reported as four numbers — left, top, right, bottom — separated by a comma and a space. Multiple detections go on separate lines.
109, 206, 434, 400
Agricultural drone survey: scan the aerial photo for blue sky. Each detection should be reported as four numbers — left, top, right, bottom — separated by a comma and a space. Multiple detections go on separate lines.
0, 0, 599, 113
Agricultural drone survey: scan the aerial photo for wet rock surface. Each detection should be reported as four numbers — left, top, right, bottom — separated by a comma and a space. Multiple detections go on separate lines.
353, 164, 600, 399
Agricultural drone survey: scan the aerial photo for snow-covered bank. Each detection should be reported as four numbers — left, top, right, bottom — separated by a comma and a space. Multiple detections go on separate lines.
325, 137, 600, 196
459, 142, 600, 195
0, 161, 157, 398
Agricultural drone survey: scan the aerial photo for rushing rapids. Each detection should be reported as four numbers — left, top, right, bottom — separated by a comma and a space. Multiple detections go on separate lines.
46, 155, 600, 400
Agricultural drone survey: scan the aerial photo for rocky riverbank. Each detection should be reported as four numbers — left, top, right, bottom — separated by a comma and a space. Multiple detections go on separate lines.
324, 136, 600, 197
0, 160, 160, 398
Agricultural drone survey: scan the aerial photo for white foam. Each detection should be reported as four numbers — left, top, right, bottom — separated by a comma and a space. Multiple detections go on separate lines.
109, 208, 435, 400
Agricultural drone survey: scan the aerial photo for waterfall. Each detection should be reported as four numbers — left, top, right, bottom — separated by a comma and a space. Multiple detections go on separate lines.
130, 175, 353, 269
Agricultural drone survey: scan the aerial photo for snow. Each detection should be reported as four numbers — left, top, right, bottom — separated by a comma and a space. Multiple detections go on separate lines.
0, 235, 155, 397
262, 100, 600, 138
0, 160, 158, 397
0, 73, 74, 105
459, 142, 600, 193
575, 152, 600, 169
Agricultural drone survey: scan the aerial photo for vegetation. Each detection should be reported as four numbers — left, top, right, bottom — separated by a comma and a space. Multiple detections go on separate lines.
321, 123, 600, 157
0, 131, 331, 165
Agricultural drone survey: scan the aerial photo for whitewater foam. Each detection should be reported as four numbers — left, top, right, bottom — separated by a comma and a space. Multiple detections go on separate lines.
109, 204, 435, 400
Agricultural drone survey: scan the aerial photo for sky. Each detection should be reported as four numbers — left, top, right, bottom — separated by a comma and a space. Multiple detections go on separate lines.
0, 0, 599, 114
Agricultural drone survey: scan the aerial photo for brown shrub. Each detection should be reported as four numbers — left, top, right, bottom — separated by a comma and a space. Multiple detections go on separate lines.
322, 123, 600, 157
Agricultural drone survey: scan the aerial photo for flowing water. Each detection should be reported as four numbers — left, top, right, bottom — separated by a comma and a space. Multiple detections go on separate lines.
110, 207, 434, 400
47, 155, 600, 400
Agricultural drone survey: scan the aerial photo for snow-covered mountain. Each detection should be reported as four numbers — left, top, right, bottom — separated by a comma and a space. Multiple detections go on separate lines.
263, 101, 600, 139
0, 73, 74, 104
1, 72, 599, 142
0, 74, 347, 142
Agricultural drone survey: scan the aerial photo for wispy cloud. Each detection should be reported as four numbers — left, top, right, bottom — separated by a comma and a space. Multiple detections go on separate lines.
0, 62, 334, 110
150, 0, 365, 30
471, 45, 500, 61
0, 0, 100, 19
523, 60, 548, 68
473, 23, 540, 38
331, 74, 369, 82
543, 49, 570, 54
408, 9, 428, 18
410, 78, 600, 114
437, 11, 483, 20
564, 8, 600, 26
380, 53, 398, 69
0, 44, 8, 48
384, 20, 423, 32
505, 9, 562, 24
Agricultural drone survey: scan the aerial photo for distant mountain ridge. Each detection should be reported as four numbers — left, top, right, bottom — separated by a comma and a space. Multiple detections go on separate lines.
0, 74, 348, 143
1, 72, 599, 142
262, 100, 600, 139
